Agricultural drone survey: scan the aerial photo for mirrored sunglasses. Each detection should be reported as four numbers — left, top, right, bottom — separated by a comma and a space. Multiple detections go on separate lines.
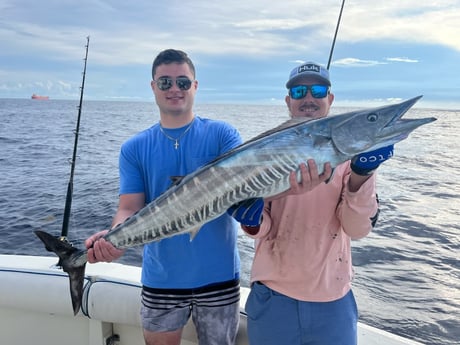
154, 77, 194, 91
289, 85, 330, 100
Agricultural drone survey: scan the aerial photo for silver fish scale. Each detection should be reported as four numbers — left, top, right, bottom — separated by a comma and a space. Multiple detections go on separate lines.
105, 145, 331, 249
102, 96, 435, 250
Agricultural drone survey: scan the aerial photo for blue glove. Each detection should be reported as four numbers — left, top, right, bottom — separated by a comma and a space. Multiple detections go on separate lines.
227, 198, 264, 227
351, 145, 394, 176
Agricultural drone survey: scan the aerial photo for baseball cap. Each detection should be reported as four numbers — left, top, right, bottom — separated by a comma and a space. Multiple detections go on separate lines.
286, 62, 331, 88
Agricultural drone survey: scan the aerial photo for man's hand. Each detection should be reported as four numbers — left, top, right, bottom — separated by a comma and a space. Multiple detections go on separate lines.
85, 230, 125, 263
227, 198, 264, 227
266, 160, 333, 201
351, 145, 394, 176
288, 160, 333, 195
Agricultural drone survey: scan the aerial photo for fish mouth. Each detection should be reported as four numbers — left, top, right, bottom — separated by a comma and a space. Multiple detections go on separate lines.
380, 117, 437, 143
384, 95, 423, 127
378, 96, 437, 144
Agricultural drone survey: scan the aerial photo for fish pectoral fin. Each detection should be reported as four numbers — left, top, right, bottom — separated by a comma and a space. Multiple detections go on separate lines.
188, 226, 201, 241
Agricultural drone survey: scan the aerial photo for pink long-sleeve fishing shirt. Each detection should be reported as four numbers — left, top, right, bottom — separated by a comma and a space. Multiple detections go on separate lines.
244, 162, 378, 302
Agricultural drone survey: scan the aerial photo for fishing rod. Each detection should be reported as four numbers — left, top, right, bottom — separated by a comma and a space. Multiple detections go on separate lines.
60, 36, 90, 240
327, 0, 346, 69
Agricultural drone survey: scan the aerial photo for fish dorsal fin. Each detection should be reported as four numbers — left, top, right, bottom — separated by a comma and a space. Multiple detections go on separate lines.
181, 118, 316, 171
246, 117, 312, 143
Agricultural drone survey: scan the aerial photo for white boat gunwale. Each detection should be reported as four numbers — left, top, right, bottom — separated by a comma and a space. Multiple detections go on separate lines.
0, 254, 424, 345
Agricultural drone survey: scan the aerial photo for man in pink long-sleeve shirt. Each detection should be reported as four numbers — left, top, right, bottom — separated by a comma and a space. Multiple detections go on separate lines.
234, 62, 394, 345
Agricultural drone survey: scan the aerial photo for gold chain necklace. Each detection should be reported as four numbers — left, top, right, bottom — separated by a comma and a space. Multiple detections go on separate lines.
159, 118, 195, 149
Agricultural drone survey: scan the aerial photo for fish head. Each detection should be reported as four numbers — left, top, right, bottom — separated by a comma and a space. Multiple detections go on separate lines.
330, 95, 437, 156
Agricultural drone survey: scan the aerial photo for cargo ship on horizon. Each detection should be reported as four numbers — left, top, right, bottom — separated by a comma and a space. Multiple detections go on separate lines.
31, 94, 49, 100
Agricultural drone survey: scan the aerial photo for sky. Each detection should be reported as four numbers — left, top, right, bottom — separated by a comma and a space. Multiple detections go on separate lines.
1, 0, 459, 109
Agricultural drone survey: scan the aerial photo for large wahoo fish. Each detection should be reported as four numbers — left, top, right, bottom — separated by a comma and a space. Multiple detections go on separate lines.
35, 95, 436, 315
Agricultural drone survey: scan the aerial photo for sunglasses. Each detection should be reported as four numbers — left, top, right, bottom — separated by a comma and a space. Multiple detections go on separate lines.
153, 76, 194, 91
289, 85, 330, 100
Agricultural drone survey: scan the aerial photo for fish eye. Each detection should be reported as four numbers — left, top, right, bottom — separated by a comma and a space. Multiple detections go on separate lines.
367, 113, 378, 122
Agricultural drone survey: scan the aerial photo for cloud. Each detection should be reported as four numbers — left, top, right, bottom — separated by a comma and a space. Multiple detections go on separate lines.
340, 1, 460, 52
1, 0, 459, 107
385, 57, 419, 63
332, 58, 387, 67
2, 1, 460, 65
332, 56, 419, 68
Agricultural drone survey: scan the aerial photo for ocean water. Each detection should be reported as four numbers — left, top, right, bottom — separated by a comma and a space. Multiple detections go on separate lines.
0, 98, 458, 344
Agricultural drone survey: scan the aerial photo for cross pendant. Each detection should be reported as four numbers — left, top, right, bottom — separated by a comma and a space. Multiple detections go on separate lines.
174, 140, 179, 149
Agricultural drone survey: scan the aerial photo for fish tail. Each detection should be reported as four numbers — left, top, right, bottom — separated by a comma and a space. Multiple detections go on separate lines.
34, 230, 86, 315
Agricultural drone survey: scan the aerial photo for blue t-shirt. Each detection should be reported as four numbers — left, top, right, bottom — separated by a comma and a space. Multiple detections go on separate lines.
118, 116, 242, 289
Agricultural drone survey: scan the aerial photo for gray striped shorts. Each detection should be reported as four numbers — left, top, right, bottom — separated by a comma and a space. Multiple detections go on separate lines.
141, 279, 240, 345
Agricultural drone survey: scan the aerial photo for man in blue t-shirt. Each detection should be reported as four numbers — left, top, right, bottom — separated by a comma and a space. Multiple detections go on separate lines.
84, 49, 247, 345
